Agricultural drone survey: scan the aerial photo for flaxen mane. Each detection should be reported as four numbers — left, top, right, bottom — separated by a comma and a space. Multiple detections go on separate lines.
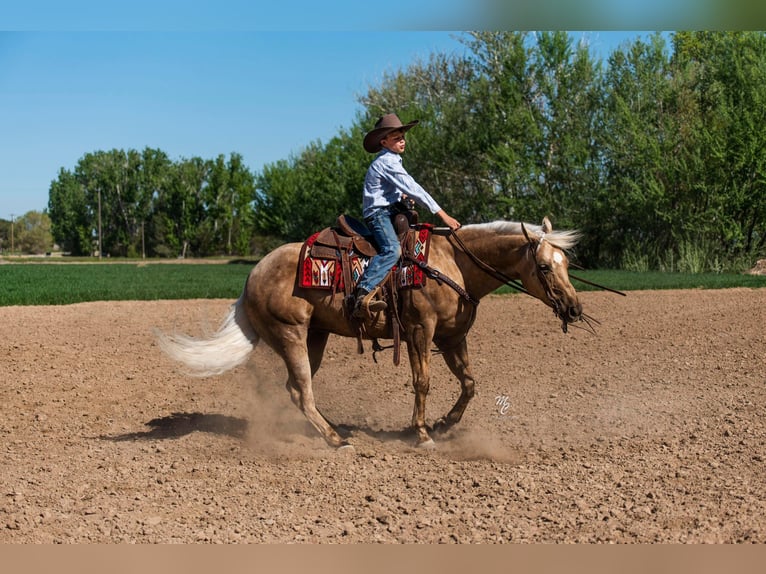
460, 221, 581, 251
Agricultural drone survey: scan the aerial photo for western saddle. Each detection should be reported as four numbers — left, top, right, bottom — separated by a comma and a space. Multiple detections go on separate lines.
309, 205, 420, 365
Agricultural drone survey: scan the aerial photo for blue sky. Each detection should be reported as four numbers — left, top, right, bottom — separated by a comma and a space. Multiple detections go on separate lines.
0, 31, 467, 219
0, 29, 659, 220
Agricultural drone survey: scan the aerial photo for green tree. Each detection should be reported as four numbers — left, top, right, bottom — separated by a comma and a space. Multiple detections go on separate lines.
254, 129, 367, 242
15, 211, 54, 255
155, 157, 209, 258
225, 153, 257, 255
0, 218, 9, 253
44, 31, 766, 269
673, 32, 766, 263
136, 148, 173, 258
526, 32, 602, 229
204, 153, 256, 255
594, 33, 674, 268
72, 149, 141, 257
48, 167, 92, 255
458, 31, 538, 221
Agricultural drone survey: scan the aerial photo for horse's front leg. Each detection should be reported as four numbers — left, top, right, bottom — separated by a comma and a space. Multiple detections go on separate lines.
406, 324, 436, 447
432, 338, 475, 434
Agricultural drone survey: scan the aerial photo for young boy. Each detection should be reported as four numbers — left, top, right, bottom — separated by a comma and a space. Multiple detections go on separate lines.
352, 113, 461, 320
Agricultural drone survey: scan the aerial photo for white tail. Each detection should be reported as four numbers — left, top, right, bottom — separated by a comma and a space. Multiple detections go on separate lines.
156, 296, 259, 377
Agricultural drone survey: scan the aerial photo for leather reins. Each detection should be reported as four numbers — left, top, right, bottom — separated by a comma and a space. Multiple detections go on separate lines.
445, 227, 533, 301
444, 226, 627, 300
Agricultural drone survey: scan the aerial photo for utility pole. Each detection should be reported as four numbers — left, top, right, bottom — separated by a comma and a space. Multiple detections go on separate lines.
97, 189, 102, 260
9, 213, 14, 255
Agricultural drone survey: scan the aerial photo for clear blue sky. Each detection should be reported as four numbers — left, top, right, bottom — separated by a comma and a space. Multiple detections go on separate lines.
0, 29, 657, 221
0, 31, 473, 219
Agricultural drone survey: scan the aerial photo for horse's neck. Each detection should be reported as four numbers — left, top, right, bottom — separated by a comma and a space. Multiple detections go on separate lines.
454, 232, 528, 300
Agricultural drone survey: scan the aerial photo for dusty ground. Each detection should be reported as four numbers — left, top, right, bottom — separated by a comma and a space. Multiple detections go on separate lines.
1, 288, 764, 543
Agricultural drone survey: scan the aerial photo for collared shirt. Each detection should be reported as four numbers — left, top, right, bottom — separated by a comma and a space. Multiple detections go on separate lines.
362, 149, 441, 218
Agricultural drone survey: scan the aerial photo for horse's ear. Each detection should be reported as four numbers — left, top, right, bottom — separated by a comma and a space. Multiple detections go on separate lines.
542, 216, 552, 234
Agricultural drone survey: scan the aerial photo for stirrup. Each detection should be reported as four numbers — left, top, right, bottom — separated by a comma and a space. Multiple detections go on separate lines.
352, 288, 387, 319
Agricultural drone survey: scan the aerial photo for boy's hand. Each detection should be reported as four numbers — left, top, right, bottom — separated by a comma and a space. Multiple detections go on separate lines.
437, 210, 461, 231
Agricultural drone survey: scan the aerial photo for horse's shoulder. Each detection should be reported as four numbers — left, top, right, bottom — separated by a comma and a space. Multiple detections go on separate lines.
419, 234, 461, 276
427, 233, 456, 257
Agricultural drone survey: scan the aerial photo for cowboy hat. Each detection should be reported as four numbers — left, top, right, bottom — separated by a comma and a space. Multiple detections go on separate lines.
363, 113, 419, 153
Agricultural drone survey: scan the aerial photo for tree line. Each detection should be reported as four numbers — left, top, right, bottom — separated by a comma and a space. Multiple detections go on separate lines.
27, 31, 766, 269
43, 149, 256, 258
0, 212, 54, 255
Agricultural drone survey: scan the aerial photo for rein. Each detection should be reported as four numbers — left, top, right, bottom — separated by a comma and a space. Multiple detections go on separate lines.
444, 227, 627, 299
568, 264, 627, 297
448, 227, 567, 327
446, 229, 532, 299
444, 226, 625, 336
404, 254, 480, 306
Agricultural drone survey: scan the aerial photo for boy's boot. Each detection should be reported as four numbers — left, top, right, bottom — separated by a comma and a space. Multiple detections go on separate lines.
351, 287, 387, 319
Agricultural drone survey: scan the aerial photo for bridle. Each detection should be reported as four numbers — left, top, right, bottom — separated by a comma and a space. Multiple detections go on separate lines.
446, 225, 550, 302
447, 225, 569, 328
520, 223, 573, 325
446, 225, 625, 333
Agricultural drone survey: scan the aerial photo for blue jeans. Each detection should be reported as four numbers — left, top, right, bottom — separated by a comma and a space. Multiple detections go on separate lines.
357, 207, 401, 293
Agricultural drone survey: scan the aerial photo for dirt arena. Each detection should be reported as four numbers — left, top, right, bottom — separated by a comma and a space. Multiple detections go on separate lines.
1, 287, 764, 543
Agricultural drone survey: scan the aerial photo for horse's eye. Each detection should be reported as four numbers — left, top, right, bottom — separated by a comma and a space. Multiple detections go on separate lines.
539, 264, 551, 273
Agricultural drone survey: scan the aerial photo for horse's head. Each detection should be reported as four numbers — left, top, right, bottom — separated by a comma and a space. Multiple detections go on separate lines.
520, 217, 582, 332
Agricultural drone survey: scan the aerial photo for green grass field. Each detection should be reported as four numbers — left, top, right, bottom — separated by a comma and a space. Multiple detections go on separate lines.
496, 269, 766, 295
0, 262, 255, 306
1, 260, 764, 306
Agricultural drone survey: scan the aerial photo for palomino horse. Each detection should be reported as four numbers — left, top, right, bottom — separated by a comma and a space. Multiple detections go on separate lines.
158, 217, 583, 449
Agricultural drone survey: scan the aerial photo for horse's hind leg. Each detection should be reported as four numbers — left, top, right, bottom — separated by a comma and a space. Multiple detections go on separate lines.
281, 333, 347, 448
307, 330, 344, 430
432, 338, 476, 434
284, 329, 328, 406
307, 329, 330, 376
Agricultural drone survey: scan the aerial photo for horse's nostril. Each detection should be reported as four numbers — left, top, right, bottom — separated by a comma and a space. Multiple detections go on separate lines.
568, 306, 582, 320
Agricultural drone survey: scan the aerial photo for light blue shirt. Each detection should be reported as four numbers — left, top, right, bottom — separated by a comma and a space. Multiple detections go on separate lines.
362, 149, 441, 218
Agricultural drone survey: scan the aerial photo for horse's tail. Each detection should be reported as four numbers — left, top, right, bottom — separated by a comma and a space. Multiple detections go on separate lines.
156, 294, 259, 377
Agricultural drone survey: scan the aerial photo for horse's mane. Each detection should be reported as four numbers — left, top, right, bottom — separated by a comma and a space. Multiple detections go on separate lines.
460, 220, 580, 251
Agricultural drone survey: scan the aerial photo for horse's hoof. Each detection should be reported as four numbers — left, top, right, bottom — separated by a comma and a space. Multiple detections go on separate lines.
417, 438, 436, 450
432, 418, 448, 434
336, 443, 355, 454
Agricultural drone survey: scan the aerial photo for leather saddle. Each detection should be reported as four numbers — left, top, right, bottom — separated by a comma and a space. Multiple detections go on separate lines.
311, 210, 417, 261
307, 208, 421, 366
310, 215, 377, 260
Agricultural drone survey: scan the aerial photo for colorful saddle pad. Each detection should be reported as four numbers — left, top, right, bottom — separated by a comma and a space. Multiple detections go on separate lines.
299, 224, 432, 291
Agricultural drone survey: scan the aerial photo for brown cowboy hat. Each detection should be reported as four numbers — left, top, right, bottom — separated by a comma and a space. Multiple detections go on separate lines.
363, 113, 419, 153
